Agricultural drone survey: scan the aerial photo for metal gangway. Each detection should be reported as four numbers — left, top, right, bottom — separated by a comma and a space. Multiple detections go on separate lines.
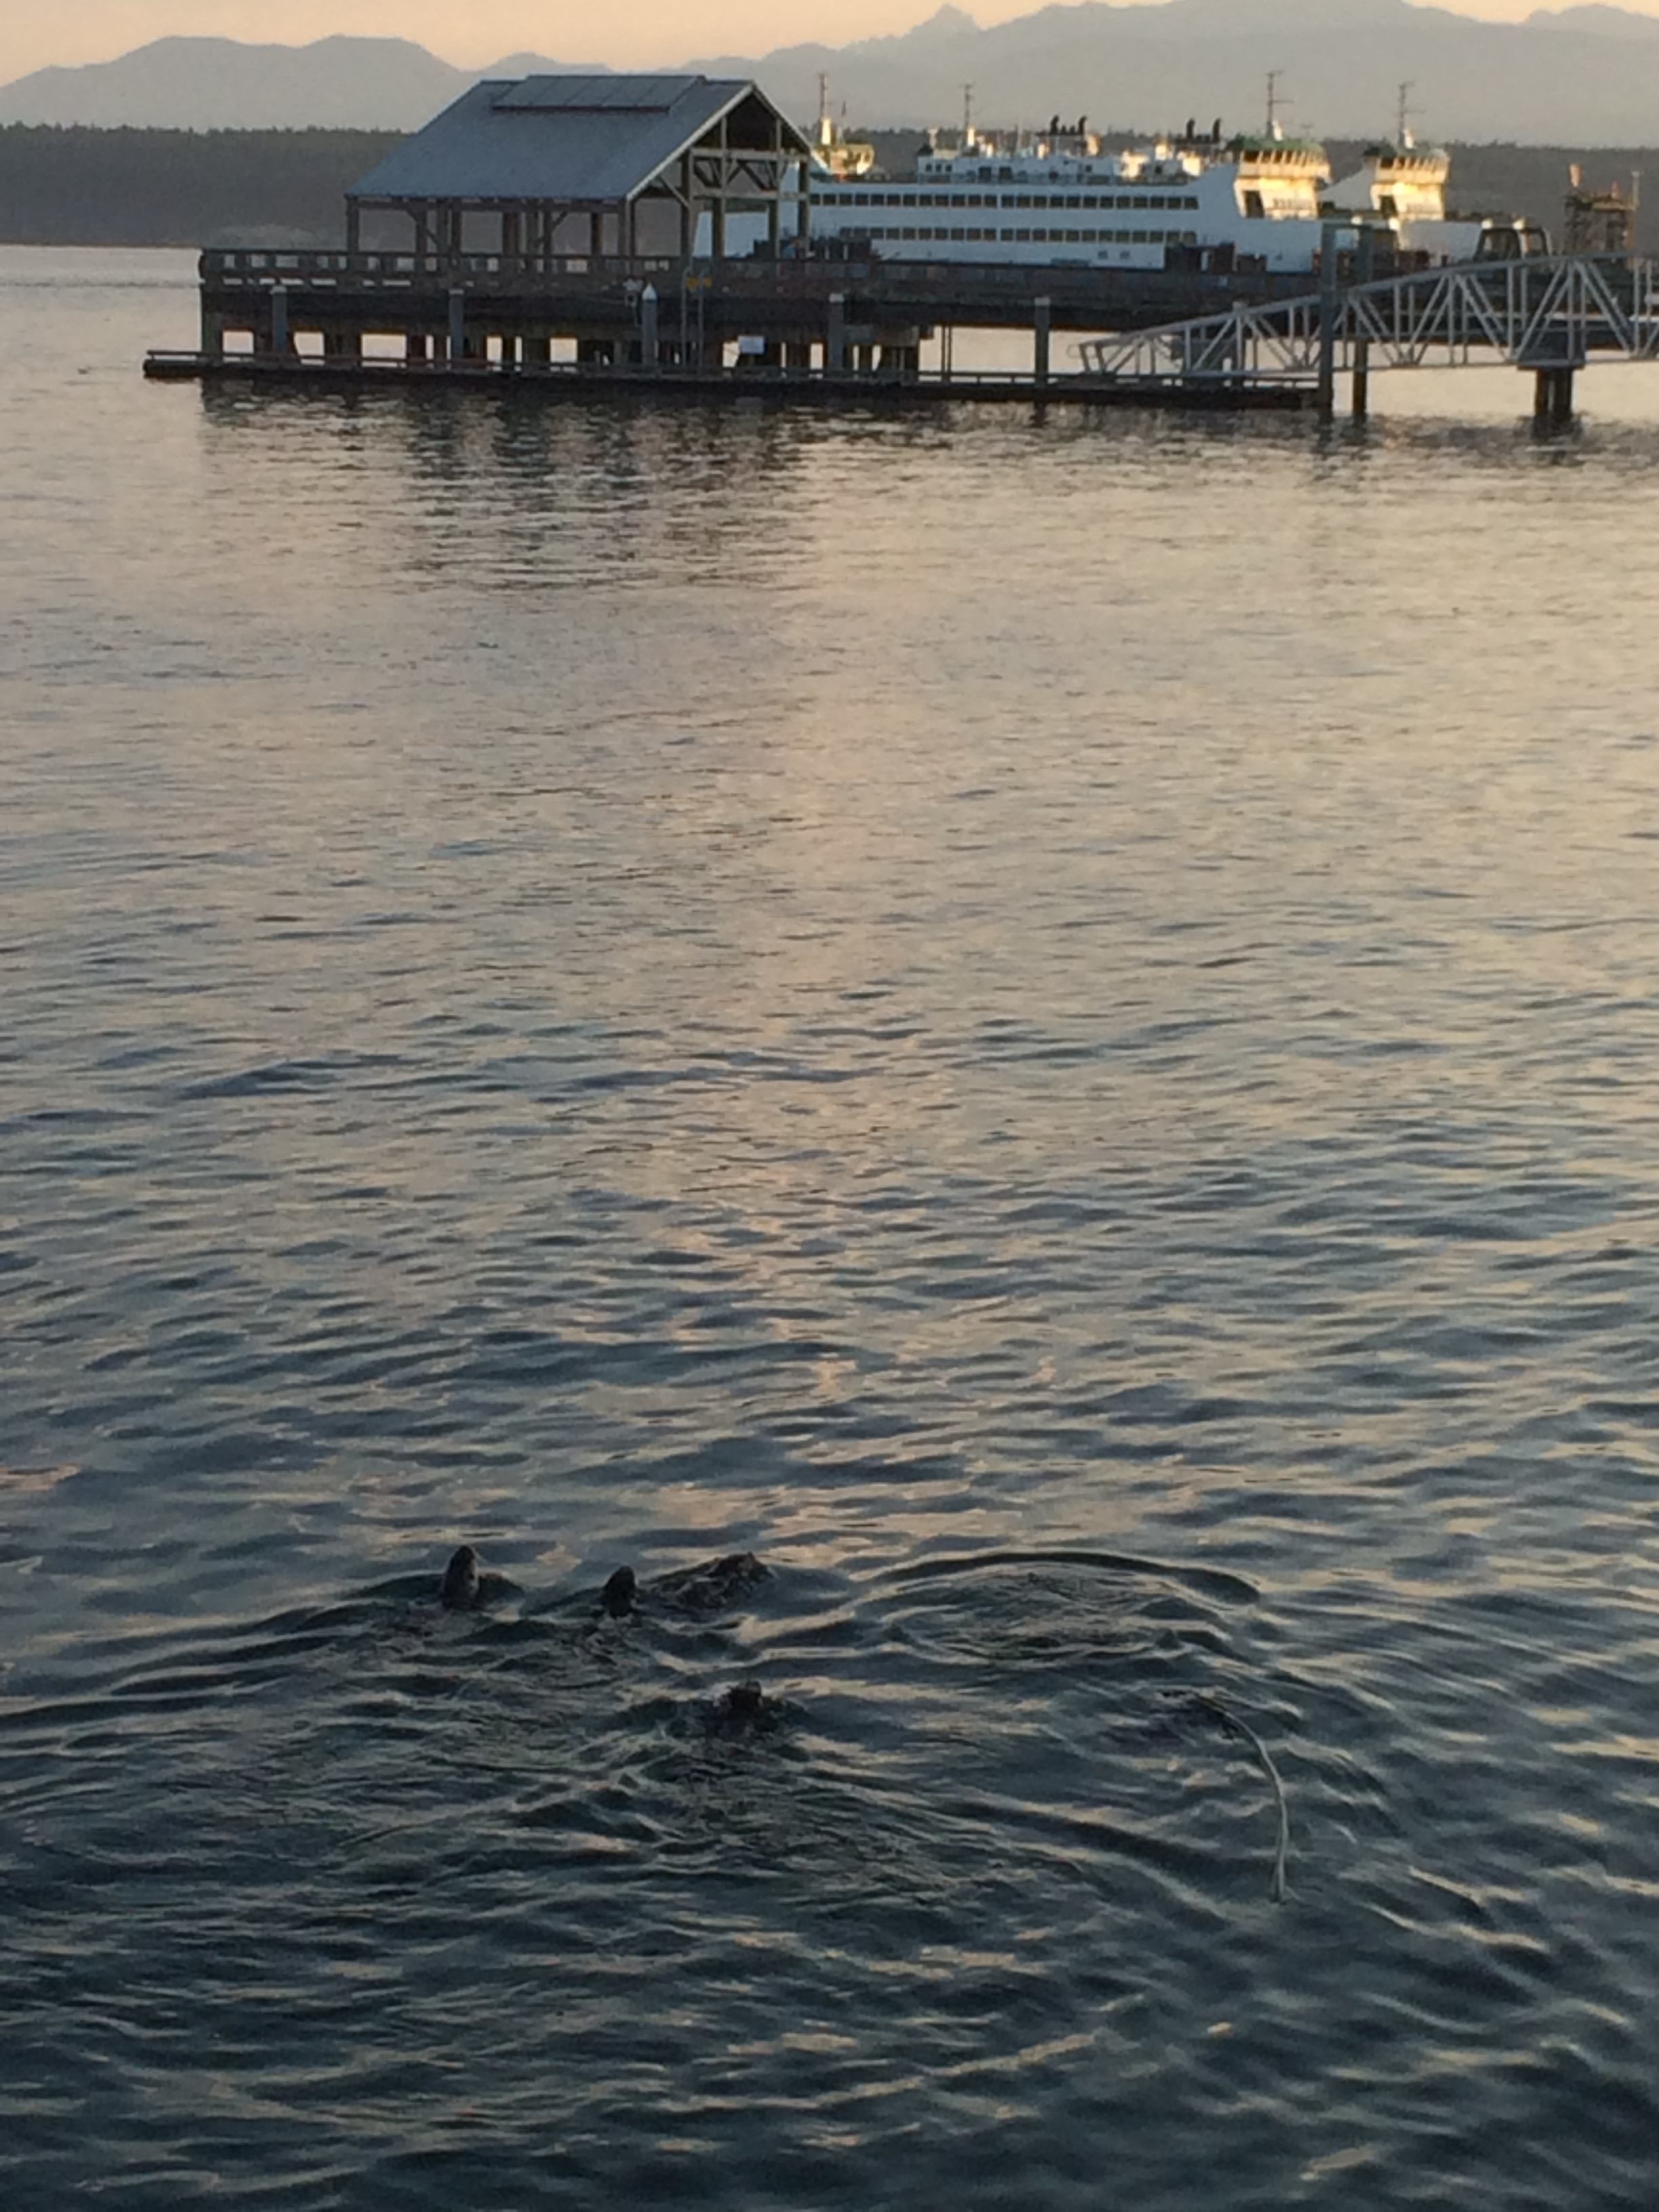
1076, 253, 1659, 418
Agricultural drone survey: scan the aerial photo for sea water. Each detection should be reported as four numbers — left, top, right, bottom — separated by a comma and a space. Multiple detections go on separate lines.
5, 247, 1659, 2209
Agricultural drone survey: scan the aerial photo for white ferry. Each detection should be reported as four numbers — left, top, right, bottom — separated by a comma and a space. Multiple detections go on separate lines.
794, 116, 1542, 275
805, 119, 1333, 274
1326, 133, 1544, 263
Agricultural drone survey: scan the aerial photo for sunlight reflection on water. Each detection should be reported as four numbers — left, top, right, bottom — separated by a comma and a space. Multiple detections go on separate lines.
5, 249, 1659, 2211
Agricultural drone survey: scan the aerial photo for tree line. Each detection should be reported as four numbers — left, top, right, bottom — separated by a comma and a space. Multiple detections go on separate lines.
0, 125, 1645, 254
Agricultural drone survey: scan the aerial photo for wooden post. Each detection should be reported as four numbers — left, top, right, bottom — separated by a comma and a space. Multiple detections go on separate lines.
640, 284, 659, 365
1317, 220, 1340, 419
449, 288, 466, 364
1033, 295, 1051, 385
826, 291, 846, 373
269, 285, 289, 356
1351, 225, 1374, 419
712, 112, 729, 260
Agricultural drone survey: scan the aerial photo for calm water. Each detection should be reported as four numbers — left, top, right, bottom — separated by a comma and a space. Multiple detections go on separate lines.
7, 247, 1659, 2209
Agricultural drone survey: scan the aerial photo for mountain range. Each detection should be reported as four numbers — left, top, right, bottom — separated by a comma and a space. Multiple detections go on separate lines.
7, 3, 1659, 142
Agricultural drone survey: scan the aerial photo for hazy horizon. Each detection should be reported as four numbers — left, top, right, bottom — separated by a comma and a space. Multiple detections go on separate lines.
8, 0, 1659, 89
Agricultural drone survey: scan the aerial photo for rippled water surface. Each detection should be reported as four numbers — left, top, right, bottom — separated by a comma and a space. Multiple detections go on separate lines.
7, 247, 1659, 2209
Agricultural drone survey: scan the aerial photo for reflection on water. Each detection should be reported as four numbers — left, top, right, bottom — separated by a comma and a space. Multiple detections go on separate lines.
6, 249, 1659, 2209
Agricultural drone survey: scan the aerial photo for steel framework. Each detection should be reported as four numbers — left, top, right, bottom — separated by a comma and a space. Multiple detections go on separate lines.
1076, 254, 1659, 388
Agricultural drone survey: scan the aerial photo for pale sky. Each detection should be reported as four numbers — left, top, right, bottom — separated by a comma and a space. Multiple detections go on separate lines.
5, 1, 1656, 89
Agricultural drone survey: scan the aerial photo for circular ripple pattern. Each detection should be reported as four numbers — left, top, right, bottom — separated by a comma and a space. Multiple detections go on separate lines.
5, 250, 1659, 2211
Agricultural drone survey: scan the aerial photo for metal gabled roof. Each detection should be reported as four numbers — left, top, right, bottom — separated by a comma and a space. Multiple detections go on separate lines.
349, 74, 805, 205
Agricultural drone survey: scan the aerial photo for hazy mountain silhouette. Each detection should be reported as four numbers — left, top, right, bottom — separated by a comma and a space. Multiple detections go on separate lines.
0, 36, 586, 130
7, 5, 1659, 140
685, 0, 1659, 143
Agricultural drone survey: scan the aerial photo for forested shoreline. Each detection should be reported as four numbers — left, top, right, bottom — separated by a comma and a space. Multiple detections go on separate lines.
0, 127, 401, 247
0, 124, 1646, 253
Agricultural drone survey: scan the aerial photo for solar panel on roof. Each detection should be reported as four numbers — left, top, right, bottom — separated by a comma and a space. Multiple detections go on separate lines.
491, 73, 695, 113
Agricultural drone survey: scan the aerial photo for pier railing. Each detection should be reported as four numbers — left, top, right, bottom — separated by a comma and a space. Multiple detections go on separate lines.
198, 247, 1320, 319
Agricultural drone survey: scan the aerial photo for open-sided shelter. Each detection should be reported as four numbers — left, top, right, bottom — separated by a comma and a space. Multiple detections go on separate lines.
348, 74, 815, 260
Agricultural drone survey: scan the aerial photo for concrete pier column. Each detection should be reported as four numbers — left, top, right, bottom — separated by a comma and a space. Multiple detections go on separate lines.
640, 284, 659, 367
1534, 364, 1576, 424
1033, 295, 1052, 386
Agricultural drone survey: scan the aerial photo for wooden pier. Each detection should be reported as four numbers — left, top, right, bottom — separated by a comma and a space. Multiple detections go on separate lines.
142, 345, 1315, 411
144, 246, 1332, 409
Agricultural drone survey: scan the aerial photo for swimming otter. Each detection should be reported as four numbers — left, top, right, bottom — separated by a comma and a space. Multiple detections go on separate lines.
601, 1566, 638, 1618
653, 1551, 769, 1618
709, 1679, 785, 1734
438, 1544, 481, 1610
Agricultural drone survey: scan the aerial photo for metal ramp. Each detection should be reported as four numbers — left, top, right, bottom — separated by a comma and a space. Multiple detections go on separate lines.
1076, 254, 1659, 416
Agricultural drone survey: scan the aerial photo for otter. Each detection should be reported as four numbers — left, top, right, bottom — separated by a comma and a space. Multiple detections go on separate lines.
601, 1565, 638, 1618
653, 1551, 769, 1618
438, 1544, 481, 1610
709, 1679, 785, 1734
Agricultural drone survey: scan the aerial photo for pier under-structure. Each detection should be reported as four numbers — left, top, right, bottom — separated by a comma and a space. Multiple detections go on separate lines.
1077, 251, 1659, 417
155, 243, 1349, 404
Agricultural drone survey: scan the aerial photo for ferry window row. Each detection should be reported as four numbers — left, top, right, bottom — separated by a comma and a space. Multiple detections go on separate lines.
819, 192, 1202, 211
853, 227, 1202, 245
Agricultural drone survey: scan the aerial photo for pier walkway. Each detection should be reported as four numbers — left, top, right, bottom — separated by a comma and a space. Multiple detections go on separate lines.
1077, 253, 1659, 417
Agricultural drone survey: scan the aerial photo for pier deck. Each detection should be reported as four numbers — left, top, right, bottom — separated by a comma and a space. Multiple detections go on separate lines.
141, 348, 1315, 410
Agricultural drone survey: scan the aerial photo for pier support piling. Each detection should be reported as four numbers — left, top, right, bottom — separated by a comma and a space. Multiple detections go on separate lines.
1317, 222, 1340, 419
1533, 363, 1576, 425
826, 292, 846, 375
1350, 228, 1374, 419
640, 283, 659, 367
448, 289, 466, 366
1033, 295, 1052, 387
268, 286, 290, 358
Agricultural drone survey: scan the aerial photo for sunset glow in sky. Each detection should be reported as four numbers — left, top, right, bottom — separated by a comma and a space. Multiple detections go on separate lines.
6, 0, 1659, 88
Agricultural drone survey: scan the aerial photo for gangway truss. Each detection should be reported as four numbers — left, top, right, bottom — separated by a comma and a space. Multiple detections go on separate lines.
1075, 253, 1659, 411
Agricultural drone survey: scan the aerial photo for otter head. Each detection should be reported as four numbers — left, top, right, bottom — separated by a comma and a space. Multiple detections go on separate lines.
602, 1565, 638, 1618
438, 1544, 481, 1610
